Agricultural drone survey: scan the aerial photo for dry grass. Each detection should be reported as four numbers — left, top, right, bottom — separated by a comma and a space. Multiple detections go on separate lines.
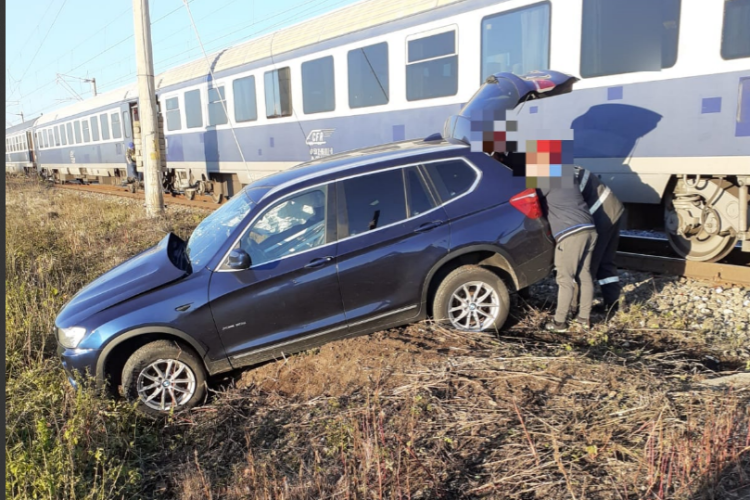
5, 175, 749, 499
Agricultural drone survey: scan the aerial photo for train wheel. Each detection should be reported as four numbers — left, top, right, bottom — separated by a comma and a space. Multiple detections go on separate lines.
127, 183, 137, 194
664, 191, 737, 262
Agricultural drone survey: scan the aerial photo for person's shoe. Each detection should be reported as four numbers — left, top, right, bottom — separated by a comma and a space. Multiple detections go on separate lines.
572, 316, 591, 329
545, 321, 569, 333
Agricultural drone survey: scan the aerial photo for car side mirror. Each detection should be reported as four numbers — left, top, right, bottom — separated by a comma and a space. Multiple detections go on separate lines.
226, 248, 251, 270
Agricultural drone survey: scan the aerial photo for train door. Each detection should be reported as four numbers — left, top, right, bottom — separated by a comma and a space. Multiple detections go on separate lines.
128, 101, 167, 186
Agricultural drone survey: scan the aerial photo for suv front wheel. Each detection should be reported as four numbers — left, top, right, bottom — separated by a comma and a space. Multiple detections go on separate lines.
433, 265, 510, 332
121, 340, 207, 416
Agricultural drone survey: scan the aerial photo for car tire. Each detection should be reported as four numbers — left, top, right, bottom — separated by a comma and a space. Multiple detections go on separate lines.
433, 265, 510, 332
121, 340, 207, 417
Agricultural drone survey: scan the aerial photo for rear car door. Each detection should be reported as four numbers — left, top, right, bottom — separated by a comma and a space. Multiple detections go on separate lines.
208, 184, 347, 365
335, 164, 450, 332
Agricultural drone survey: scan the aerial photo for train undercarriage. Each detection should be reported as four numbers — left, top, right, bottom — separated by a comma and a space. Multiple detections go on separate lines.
664, 175, 750, 262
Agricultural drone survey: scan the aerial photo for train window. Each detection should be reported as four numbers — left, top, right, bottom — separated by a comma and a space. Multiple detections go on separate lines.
100, 114, 110, 140
82, 120, 91, 143
233, 76, 257, 122
406, 29, 458, 101
208, 86, 228, 126
54, 126, 61, 147
60, 124, 67, 146
302, 56, 335, 114
74, 121, 82, 144
185, 89, 203, 128
165, 97, 181, 131
722, 0, 750, 59
481, 3, 550, 81
90, 116, 100, 141
348, 42, 389, 109
43, 130, 50, 148
35, 133, 40, 149
66, 123, 74, 144
580, 0, 681, 78
122, 111, 131, 138
264, 67, 292, 118
111, 113, 122, 139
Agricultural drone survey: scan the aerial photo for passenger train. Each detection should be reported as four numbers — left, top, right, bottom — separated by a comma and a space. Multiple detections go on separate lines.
5, 0, 750, 262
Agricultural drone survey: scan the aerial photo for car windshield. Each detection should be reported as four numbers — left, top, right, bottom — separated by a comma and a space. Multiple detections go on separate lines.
185, 192, 254, 268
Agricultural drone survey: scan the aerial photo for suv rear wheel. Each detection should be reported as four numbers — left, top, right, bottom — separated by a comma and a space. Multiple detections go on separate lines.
121, 340, 207, 416
433, 265, 510, 332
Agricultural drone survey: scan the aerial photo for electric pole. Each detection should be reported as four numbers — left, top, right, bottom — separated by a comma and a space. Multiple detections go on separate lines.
132, 0, 164, 217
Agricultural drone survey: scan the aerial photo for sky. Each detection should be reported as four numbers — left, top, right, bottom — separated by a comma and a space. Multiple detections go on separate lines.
5, 0, 363, 128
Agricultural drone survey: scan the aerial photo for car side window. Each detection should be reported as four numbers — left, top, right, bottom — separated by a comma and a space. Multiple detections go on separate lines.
339, 168, 407, 237
241, 186, 328, 266
405, 166, 435, 217
424, 160, 477, 202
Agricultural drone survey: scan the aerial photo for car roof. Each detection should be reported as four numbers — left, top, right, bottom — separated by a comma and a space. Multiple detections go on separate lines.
247, 138, 467, 200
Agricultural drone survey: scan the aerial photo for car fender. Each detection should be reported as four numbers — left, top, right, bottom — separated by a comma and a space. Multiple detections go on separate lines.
94, 326, 221, 385
420, 243, 521, 306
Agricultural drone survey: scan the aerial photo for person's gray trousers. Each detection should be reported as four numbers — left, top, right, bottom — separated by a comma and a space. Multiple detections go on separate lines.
554, 229, 597, 323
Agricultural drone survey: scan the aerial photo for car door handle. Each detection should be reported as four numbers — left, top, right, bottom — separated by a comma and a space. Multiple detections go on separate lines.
304, 256, 333, 269
414, 220, 444, 233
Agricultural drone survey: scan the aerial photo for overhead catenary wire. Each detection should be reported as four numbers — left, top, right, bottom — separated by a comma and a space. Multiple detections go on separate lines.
14, 0, 197, 109
153, 0, 348, 72
15, 0, 70, 88
6, 0, 59, 71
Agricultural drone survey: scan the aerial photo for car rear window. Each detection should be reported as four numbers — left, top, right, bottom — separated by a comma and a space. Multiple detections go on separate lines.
424, 160, 477, 202
339, 168, 407, 237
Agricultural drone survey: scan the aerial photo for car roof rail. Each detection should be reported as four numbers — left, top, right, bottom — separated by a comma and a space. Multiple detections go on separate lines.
423, 132, 442, 142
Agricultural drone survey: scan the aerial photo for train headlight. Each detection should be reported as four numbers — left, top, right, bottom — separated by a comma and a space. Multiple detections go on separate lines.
58, 326, 87, 349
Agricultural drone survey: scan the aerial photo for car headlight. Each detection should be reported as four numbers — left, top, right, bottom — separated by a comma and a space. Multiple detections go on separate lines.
58, 326, 87, 348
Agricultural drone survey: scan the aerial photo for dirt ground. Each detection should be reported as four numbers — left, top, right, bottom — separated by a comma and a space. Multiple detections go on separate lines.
6, 177, 749, 500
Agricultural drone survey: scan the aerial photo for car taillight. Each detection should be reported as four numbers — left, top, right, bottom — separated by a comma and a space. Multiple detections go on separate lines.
509, 189, 543, 219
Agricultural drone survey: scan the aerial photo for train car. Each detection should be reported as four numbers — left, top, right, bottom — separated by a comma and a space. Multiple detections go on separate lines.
5, 118, 39, 174
28, 0, 750, 261
32, 85, 141, 186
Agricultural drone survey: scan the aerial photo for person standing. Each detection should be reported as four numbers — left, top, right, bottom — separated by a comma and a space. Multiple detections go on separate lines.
576, 167, 625, 316
536, 164, 598, 333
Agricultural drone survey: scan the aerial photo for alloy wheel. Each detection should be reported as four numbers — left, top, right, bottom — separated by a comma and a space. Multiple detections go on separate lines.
448, 281, 500, 331
136, 358, 196, 411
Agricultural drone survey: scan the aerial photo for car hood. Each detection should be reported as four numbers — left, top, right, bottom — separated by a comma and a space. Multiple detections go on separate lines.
56, 233, 189, 328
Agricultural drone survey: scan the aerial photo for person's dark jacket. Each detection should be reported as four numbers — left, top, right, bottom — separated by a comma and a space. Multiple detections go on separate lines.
575, 167, 624, 230
537, 176, 595, 243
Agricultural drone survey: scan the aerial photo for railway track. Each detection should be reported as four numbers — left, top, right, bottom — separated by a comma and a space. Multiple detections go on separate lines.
55, 182, 221, 210
617, 235, 750, 287
53, 183, 750, 286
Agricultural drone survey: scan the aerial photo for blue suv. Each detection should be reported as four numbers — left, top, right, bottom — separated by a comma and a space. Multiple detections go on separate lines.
56, 70, 575, 415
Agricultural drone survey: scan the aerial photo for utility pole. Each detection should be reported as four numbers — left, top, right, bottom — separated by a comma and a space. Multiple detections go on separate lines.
132, 0, 164, 217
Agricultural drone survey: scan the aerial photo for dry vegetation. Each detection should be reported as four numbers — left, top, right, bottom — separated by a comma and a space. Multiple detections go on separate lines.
5, 175, 749, 500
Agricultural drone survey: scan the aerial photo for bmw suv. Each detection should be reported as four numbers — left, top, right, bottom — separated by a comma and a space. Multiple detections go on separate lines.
56, 70, 575, 415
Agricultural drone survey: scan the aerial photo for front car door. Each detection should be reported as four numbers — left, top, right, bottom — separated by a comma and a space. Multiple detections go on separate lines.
335, 163, 451, 332
208, 184, 347, 366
